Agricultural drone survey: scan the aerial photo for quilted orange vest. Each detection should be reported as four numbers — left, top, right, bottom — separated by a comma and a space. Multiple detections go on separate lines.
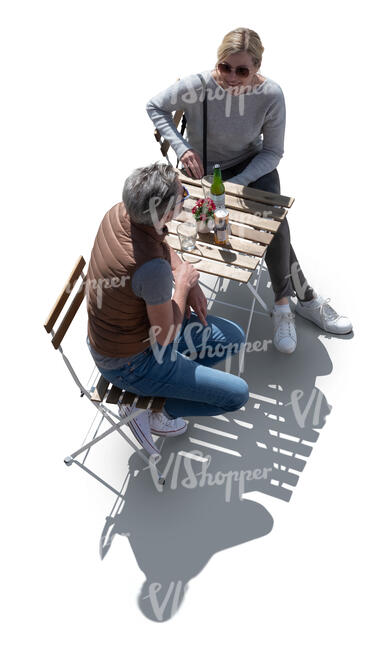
86, 202, 171, 357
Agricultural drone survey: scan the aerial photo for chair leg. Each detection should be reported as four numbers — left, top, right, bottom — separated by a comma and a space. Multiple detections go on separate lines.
65, 401, 166, 485
246, 256, 269, 313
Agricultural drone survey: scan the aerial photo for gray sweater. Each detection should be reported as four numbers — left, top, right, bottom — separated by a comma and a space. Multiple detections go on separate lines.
146, 69, 286, 185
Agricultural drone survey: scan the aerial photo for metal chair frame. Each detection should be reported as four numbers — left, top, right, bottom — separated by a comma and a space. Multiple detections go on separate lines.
43, 256, 167, 491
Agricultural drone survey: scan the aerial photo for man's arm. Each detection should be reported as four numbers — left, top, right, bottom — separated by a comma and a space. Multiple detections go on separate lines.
146, 262, 199, 346
167, 244, 208, 325
169, 245, 183, 271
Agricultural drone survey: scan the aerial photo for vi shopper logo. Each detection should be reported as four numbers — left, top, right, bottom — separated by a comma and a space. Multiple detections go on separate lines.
147, 320, 272, 373
142, 580, 185, 622
167, 76, 270, 118
148, 449, 272, 501
78, 274, 132, 309
286, 388, 327, 428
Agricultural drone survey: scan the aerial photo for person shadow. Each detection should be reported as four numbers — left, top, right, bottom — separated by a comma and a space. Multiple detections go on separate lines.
98, 271, 352, 621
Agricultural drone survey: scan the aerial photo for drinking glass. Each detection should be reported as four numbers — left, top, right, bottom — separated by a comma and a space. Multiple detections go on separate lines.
201, 174, 213, 199
176, 221, 197, 251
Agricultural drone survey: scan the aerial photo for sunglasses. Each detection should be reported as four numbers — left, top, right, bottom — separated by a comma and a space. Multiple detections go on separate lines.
174, 185, 190, 206
217, 62, 251, 78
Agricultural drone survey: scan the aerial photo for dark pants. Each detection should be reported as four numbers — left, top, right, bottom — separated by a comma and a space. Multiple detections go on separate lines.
222, 158, 314, 302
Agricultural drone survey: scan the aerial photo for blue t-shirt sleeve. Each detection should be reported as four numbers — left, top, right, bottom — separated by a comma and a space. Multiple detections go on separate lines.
131, 258, 173, 305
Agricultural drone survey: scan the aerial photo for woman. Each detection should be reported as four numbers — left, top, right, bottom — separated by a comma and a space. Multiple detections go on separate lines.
146, 27, 352, 354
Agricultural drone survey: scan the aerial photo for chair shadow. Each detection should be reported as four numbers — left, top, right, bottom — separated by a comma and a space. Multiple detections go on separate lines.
98, 272, 351, 621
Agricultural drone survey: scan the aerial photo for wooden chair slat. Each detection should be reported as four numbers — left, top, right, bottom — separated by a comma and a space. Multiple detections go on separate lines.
90, 376, 110, 402
44, 256, 86, 333
173, 109, 184, 127
161, 139, 171, 157
166, 232, 259, 269
121, 392, 137, 406
135, 395, 152, 409
52, 282, 85, 349
149, 397, 166, 412
160, 109, 185, 156
156, 79, 184, 157
106, 385, 123, 404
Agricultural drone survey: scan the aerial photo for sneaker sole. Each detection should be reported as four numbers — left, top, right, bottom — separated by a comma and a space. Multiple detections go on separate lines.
295, 310, 352, 335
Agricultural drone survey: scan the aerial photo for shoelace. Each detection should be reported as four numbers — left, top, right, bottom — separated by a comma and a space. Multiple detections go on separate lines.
274, 312, 295, 339
150, 411, 177, 426
319, 298, 339, 321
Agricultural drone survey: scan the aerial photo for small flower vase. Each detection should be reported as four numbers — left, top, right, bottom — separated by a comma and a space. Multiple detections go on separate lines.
192, 198, 216, 235
197, 219, 212, 234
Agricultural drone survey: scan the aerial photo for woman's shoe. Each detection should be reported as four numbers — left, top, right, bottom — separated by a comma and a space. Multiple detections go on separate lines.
295, 294, 353, 334
272, 310, 297, 354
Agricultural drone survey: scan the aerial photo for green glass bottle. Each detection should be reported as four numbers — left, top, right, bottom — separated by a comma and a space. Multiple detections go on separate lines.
210, 164, 225, 209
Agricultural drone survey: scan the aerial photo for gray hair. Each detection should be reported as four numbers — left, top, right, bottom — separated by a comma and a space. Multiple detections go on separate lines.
122, 162, 180, 226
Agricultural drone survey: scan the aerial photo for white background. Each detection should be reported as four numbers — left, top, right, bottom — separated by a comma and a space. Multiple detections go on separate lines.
1, 0, 387, 646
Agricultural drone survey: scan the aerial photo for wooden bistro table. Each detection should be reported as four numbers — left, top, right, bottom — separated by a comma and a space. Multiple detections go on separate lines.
166, 170, 295, 367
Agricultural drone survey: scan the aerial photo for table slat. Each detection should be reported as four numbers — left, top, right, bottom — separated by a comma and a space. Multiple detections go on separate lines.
176, 211, 276, 245
183, 186, 287, 221
166, 233, 259, 269
176, 252, 253, 283
177, 169, 294, 208
228, 222, 274, 245
169, 220, 266, 256
182, 201, 283, 231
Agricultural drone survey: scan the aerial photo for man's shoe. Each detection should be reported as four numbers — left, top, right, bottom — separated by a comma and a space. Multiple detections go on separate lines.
295, 294, 353, 334
272, 310, 297, 354
150, 411, 188, 437
118, 403, 160, 456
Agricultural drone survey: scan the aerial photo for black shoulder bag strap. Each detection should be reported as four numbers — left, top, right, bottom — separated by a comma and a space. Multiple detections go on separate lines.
197, 73, 208, 176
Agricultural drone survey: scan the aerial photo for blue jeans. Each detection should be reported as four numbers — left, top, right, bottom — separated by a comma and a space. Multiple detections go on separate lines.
97, 313, 249, 418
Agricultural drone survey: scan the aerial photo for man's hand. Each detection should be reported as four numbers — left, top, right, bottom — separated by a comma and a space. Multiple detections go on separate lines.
186, 283, 208, 326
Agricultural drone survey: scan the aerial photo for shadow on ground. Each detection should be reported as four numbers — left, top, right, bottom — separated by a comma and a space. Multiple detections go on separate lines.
98, 272, 352, 621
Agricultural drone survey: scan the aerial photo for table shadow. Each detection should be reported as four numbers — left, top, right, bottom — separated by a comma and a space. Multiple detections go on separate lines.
98, 272, 352, 621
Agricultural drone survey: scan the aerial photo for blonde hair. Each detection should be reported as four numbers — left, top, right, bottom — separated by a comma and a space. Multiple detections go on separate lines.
217, 27, 264, 69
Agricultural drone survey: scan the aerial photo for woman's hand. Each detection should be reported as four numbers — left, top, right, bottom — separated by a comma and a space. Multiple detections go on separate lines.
180, 149, 204, 179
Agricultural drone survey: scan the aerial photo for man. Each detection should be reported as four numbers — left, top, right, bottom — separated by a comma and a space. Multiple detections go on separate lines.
86, 162, 249, 455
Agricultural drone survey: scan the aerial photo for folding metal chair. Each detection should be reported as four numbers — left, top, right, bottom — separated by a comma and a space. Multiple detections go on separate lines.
43, 255, 167, 489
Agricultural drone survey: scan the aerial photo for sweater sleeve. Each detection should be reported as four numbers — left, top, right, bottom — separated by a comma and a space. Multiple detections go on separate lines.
227, 88, 286, 186
146, 75, 202, 161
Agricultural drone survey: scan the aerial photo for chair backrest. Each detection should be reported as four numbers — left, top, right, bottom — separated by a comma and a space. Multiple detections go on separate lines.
44, 255, 86, 349
153, 78, 186, 163
43, 256, 166, 412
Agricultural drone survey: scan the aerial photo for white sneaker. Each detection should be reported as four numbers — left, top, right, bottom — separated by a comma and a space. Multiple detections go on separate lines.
295, 294, 353, 334
272, 310, 297, 354
149, 411, 188, 437
118, 403, 160, 456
